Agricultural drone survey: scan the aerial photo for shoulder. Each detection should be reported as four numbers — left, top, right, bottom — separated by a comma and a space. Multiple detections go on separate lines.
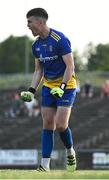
50, 28, 69, 42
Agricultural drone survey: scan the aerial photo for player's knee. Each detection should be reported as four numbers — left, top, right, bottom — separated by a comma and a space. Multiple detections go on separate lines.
43, 119, 55, 129
56, 122, 67, 131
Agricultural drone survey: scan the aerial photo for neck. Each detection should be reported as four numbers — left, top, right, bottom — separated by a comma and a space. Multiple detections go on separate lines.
40, 26, 50, 39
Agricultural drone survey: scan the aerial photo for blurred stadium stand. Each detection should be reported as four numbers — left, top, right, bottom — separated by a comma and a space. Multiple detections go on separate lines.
72, 93, 109, 150
0, 88, 109, 150
0, 88, 109, 169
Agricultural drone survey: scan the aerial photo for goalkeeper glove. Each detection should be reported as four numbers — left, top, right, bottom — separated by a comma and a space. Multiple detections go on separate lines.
50, 83, 66, 98
20, 87, 35, 102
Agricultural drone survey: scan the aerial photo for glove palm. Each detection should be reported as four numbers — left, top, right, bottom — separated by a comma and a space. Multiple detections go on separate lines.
20, 91, 34, 102
50, 87, 64, 98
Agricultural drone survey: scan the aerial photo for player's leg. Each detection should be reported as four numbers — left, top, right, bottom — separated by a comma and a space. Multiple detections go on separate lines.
55, 106, 73, 149
55, 88, 77, 171
39, 107, 56, 171
38, 86, 57, 171
55, 106, 76, 171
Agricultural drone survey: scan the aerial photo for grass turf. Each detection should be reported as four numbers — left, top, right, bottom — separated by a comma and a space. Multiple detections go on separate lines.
0, 170, 109, 179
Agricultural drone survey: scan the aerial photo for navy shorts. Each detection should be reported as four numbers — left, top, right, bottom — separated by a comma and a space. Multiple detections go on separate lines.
41, 86, 76, 107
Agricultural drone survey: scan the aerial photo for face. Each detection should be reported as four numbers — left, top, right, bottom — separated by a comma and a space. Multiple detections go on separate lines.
27, 16, 42, 36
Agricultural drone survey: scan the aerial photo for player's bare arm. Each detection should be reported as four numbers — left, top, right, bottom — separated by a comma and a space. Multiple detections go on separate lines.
30, 58, 43, 89
20, 58, 43, 102
62, 53, 75, 84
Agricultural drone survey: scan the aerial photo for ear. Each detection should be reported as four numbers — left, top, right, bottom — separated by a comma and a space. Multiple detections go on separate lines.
37, 19, 43, 25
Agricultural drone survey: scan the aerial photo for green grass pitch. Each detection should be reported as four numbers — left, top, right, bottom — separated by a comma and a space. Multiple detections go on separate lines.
0, 170, 109, 179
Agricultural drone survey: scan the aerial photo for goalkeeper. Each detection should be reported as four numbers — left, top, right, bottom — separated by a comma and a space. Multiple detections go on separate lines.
21, 8, 77, 172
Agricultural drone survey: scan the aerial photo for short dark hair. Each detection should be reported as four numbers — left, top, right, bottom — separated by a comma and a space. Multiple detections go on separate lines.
26, 8, 48, 20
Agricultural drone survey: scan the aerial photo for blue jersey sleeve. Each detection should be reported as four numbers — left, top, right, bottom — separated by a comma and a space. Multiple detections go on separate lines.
58, 36, 72, 56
